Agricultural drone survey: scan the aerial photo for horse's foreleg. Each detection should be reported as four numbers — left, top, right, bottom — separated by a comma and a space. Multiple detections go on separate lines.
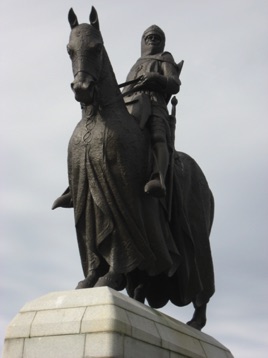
76, 261, 109, 289
187, 303, 207, 331
76, 269, 100, 289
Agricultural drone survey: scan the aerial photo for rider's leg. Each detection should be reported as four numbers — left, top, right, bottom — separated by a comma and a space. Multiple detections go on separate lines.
144, 115, 169, 198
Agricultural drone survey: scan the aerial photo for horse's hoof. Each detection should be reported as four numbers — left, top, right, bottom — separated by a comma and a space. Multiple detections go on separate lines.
187, 319, 206, 331
144, 178, 166, 198
76, 271, 99, 289
94, 272, 126, 291
133, 287, 146, 303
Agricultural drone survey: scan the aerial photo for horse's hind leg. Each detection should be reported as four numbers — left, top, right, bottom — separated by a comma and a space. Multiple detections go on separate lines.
133, 283, 147, 303
126, 270, 148, 304
187, 303, 207, 331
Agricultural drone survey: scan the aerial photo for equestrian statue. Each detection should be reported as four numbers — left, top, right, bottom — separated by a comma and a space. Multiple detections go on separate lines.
52, 7, 215, 331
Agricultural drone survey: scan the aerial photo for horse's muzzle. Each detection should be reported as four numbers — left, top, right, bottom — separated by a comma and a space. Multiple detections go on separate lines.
71, 74, 96, 104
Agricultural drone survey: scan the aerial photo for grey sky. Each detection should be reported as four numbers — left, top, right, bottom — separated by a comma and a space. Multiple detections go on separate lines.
1, 1, 267, 357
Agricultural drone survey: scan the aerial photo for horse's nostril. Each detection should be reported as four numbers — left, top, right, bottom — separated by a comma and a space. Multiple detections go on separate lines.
82, 82, 90, 90
71, 81, 91, 93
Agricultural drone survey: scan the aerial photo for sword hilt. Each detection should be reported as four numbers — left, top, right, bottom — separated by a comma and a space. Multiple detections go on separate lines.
171, 96, 178, 118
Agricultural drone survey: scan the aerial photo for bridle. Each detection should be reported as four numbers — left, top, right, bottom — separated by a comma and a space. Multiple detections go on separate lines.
72, 45, 105, 85
72, 46, 142, 106
73, 69, 96, 78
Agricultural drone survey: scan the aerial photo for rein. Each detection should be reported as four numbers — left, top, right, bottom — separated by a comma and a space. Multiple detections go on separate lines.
118, 76, 144, 98
118, 76, 142, 88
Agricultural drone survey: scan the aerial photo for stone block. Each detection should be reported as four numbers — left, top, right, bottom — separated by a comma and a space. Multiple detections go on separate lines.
5, 311, 36, 338
30, 307, 86, 337
170, 353, 189, 358
156, 322, 206, 358
84, 332, 123, 357
2, 338, 24, 358
20, 289, 97, 311
124, 335, 169, 358
125, 310, 161, 346
81, 304, 131, 335
201, 341, 232, 358
23, 334, 85, 358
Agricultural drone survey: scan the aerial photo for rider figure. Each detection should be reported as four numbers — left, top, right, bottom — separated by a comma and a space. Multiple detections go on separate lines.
123, 25, 181, 198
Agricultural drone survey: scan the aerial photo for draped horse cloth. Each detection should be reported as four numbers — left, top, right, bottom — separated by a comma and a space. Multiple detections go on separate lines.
68, 106, 181, 280
64, 105, 214, 308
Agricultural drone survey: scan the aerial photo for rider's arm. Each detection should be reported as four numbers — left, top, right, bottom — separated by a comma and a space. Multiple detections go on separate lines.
160, 53, 181, 95
137, 53, 181, 95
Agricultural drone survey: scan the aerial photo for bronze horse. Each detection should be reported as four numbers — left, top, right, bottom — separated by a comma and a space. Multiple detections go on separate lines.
53, 7, 215, 330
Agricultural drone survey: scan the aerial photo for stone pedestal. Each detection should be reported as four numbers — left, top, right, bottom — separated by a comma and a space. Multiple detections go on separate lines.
3, 287, 234, 358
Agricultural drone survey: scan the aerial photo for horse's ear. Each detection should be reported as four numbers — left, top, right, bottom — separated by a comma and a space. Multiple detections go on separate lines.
89, 6, 100, 30
68, 8, 79, 29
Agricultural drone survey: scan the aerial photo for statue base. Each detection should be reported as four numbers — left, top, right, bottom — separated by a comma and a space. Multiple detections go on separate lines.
3, 287, 233, 358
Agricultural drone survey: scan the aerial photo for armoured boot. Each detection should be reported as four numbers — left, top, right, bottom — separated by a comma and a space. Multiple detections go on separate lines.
144, 142, 169, 198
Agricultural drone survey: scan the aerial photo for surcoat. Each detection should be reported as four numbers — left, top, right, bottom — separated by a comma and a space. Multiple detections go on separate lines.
123, 52, 180, 106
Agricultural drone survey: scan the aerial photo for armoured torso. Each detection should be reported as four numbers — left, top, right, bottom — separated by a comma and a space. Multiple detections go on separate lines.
123, 52, 180, 106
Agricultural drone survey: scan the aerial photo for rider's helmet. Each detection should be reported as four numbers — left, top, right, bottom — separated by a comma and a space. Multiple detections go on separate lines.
141, 25, 165, 56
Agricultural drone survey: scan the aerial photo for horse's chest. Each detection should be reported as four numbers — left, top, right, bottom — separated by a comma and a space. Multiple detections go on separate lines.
68, 118, 124, 167
69, 118, 100, 147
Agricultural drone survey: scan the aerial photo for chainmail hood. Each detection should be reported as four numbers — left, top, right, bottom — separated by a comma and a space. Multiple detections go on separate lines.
141, 25, 166, 56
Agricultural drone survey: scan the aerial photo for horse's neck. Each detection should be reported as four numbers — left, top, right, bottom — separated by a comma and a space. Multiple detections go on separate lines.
97, 50, 126, 110
81, 49, 127, 119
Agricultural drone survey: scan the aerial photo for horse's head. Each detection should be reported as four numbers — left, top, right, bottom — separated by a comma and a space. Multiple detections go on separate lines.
67, 7, 104, 105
